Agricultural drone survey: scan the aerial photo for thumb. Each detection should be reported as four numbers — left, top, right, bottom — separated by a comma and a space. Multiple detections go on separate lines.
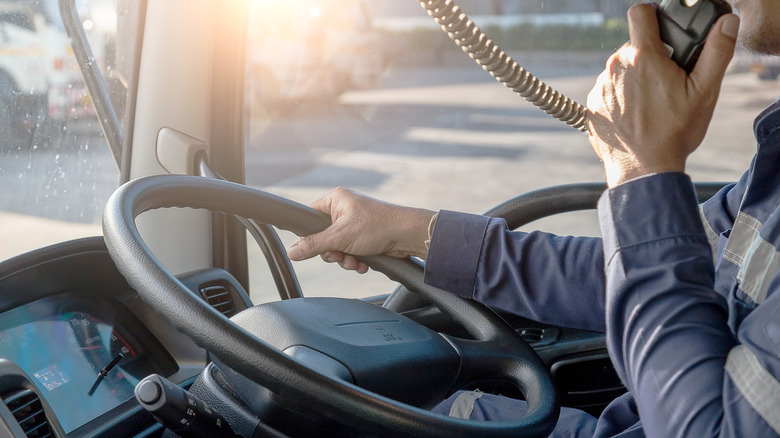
689, 14, 739, 91
287, 232, 330, 261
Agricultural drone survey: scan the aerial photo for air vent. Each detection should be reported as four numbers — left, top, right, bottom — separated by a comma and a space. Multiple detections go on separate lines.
517, 328, 544, 345
3, 388, 53, 437
199, 284, 236, 317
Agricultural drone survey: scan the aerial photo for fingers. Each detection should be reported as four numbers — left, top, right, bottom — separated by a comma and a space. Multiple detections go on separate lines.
321, 252, 368, 274
689, 14, 739, 94
321, 250, 344, 264
287, 186, 371, 273
288, 242, 369, 273
289, 187, 353, 261
288, 186, 387, 273
627, 3, 663, 53
319, 251, 369, 274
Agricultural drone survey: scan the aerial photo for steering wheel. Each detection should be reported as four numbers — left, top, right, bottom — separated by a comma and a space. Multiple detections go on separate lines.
102, 175, 559, 437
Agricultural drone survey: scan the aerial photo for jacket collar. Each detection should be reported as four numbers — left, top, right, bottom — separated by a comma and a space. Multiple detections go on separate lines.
754, 98, 780, 142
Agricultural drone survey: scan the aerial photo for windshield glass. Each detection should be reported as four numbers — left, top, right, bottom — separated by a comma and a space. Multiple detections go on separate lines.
244, 0, 776, 303
0, 0, 122, 261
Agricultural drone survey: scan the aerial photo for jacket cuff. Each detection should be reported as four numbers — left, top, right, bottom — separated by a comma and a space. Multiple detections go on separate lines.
424, 210, 490, 298
598, 172, 705, 264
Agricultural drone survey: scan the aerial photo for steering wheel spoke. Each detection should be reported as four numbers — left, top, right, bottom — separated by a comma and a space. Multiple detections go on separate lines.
444, 335, 551, 410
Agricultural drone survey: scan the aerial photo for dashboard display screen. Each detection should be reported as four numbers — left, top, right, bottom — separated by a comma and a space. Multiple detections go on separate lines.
34, 364, 71, 391
0, 296, 174, 433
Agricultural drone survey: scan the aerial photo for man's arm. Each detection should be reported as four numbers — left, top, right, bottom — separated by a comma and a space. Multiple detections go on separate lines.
588, 4, 744, 436
425, 210, 606, 332
422, 170, 750, 334
601, 172, 780, 437
599, 172, 736, 436
288, 189, 609, 332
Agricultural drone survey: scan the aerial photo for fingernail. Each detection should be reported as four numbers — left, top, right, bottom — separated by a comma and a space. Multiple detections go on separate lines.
287, 242, 302, 260
721, 15, 739, 39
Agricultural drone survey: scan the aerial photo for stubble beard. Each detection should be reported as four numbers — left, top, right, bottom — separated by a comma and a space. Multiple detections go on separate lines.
738, 14, 780, 56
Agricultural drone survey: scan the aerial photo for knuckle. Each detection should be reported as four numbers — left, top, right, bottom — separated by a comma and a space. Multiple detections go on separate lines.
298, 237, 317, 254
607, 53, 621, 72
333, 186, 353, 196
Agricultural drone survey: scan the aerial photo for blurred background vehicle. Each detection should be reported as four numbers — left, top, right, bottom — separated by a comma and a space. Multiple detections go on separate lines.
750, 56, 780, 81
730, 45, 780, 81
0, 0, 94, 149
246, 0, 385, 116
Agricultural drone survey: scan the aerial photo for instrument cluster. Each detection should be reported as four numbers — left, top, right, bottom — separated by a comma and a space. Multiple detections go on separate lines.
0, 293, 176, 433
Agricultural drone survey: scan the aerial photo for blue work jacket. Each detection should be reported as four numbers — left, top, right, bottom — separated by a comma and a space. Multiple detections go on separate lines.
424, 101, 780, 437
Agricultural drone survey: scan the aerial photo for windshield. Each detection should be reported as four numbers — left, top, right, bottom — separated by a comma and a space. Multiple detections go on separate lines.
0, 0, 122, 261
243, 0, 775, 303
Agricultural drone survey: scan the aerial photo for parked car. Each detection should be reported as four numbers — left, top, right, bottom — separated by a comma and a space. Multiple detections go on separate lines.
0, 0, 92, 148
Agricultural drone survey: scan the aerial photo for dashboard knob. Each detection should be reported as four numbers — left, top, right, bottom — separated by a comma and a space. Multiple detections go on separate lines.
136, 379, 162, 405
134, 374, 239, 437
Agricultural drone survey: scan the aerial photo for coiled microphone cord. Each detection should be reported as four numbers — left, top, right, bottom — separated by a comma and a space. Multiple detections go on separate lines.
418, 0, 589, 132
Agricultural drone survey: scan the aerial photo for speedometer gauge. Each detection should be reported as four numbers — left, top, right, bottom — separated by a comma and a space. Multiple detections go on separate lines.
64, 311, 137, 371
61, 311, 139, 397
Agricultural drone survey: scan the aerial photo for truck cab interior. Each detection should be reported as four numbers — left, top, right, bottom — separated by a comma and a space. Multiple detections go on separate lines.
0, 0, 770, 436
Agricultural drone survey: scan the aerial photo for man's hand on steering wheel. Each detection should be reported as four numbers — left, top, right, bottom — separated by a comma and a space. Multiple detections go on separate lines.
286, 187, 435, 274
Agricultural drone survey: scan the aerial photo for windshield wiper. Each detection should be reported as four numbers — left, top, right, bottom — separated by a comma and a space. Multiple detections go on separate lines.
58, 0, 123, 168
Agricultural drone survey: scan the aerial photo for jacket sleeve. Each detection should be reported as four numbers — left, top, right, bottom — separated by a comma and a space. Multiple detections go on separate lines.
598, 172, 779, 437
421, 174, 747, 335
424, 210, 607, 332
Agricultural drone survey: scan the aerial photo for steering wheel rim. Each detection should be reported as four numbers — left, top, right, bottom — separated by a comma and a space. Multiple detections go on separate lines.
102, 174, 559, 437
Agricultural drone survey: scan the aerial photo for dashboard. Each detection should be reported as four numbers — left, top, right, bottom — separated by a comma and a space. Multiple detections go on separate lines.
0, 237, 219, 437
0, 235, 617, 437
